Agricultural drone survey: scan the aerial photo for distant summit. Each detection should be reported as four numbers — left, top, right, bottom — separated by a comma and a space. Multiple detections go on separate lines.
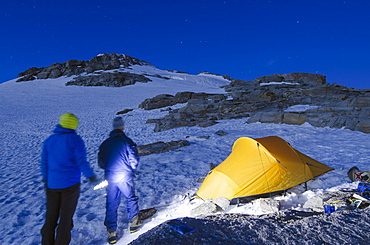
17, 53, 152, 82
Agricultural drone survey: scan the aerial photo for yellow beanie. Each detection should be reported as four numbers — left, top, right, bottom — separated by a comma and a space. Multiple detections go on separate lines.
59, 113, 79, 129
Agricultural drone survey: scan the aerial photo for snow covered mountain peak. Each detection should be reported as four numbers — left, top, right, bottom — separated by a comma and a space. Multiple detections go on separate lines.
16, 53, 153, 82
15, 53, 231, 89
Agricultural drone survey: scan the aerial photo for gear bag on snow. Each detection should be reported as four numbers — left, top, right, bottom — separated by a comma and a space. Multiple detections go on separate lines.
348, 166, 370, 182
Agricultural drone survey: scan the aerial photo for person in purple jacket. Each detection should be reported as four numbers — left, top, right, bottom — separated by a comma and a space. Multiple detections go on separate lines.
40, 113, 97, 245
98, 117, 141, 244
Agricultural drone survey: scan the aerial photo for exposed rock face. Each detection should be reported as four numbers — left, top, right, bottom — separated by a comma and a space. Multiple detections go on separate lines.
138, 92, 227, 110
17, 53, 151, 82
252, 73, 326, 86
139, 94, 179, 110
137, 140, 190, 156
139, 73, 370, 133
65, 72, 151, 87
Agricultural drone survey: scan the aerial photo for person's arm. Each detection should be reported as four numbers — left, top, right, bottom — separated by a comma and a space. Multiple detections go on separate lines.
74, 135, 95, 178
97, 143, 106, 169
128, 142, 140, 171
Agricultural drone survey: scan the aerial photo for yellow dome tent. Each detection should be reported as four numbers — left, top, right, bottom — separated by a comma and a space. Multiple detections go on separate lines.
197, 136, 333, 200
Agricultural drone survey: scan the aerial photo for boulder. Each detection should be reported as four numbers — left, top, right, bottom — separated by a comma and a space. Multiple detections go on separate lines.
255, 198, 280, 213
190, 197, 230, 217
137, 140, 190, 156
17, 67, 43, 78
248, 111, 284, 124
37, 71, 50, 79
174, 91, 195, 103
139, 92, 227, 111
16, 74, 36, 82
327, 117, 347, 129
178, 100, 208, 115
153, 119, 194, 132
213, 197, 230, 211
139, 94, 176, 110
282, 113, 307, 125
350, 95, 370, 107
190, 199, 218, 217
116, 109, 134, 115
215, 130, 228, 136
355, 120, 370, 133
303, 195, 324, 212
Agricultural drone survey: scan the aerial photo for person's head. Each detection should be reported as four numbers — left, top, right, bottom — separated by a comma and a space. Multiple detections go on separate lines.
112, 117, 124, 130
59, 113, 79, 130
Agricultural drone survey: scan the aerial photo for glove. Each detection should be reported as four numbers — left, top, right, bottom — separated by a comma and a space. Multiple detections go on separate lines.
89, 175, 98, 183
42, 180, 47, 190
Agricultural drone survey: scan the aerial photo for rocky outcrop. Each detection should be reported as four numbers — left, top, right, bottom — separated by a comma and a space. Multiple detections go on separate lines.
139, 94, 179, 110
116, 109, 134, 115
139, 73, 370, 133
137, 140, 190, 156
138, 91, 227, 110
65, 72, 151, 87
17, 53, 151, 82
146, 98, 252, 132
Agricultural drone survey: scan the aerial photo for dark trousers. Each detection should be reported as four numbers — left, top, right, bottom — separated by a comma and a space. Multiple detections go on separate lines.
104, 179, 139, 231
41, 182, 80, 245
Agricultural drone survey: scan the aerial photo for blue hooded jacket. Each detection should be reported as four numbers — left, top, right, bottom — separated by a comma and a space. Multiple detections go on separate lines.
98, 129, 140, 182
40, 124, 95, 189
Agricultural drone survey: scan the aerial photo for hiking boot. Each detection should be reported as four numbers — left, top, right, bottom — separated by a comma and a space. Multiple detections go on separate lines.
129, 214, 143, 233
107, 228, 117, 244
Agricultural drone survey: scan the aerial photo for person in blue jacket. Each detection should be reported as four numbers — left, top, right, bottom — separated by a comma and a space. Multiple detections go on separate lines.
40, 113, 97, 245
98, 117, 141, 244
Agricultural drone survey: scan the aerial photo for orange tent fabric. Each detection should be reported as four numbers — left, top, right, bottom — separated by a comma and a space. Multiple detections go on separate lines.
197, 136, 333, 200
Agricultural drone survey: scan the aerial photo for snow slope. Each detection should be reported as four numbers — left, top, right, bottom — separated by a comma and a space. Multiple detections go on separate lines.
1, 67, 369, 245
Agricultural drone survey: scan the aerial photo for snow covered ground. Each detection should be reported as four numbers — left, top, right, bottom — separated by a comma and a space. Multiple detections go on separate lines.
1, 66, 370, 244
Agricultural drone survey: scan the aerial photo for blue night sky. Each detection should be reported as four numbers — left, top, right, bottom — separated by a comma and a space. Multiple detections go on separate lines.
1, 0, 370, 88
